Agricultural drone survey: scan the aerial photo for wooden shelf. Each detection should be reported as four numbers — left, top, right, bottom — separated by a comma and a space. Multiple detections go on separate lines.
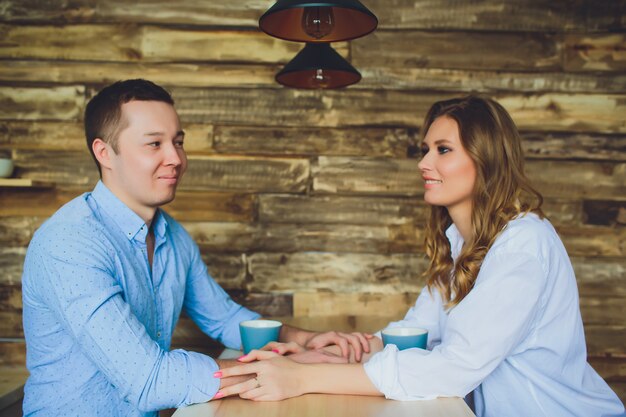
0, 178, 54, 188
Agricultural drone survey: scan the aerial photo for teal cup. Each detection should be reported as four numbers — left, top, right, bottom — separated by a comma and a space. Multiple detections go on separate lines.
381, 327, 428, 350
239, 320, 282, 354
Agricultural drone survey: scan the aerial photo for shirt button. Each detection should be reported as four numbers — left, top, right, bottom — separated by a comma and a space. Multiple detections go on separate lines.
156, 332, 161, 338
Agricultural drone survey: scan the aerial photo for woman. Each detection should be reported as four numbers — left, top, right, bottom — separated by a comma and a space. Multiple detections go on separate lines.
215, 96, 625, 416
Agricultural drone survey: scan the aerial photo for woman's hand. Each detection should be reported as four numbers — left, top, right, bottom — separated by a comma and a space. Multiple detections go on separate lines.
214, 351, 307, 401
305, 331, 374, 362
260, 341, 305, 355
256, 343, 349, 364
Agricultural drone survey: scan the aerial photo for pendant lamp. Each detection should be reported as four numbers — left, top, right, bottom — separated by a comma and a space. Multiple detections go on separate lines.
259, 0, 378, 43
275, 43, 361, 89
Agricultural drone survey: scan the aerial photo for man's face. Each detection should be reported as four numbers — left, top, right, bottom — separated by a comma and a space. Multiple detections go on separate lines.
103, 100, 187, 220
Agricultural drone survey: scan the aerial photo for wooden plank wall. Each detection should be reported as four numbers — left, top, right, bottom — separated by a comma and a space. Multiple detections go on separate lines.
0, 0, 625, 402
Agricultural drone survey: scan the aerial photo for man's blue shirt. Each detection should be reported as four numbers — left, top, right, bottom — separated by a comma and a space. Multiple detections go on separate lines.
22, 181, 259, 416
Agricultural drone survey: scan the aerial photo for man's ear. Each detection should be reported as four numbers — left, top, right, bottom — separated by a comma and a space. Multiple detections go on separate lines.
92, 138, 114, 171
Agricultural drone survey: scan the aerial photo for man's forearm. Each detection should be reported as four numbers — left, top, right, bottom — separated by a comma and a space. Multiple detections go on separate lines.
279, 324, 316, 346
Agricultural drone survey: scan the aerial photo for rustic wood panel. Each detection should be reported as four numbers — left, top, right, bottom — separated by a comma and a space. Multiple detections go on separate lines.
357, 67, 626, 93
312, 157, 626, 200
584, 200, 626, 226
5, 0, 623, 32
259, 194, 427, 225
558, 226, 626, 258
0, 342, 26, 366
190, 222, 416, 254
565, 33, 626, 72
372, 0, 589, 31
214, 126, 418, 158
580, 297, 626, 326
0, 188, 83, 217
247, 252, 430, 293
352, 30, 561, 71
13, 150, 97, 187
199, 253, 247, 291
0, 24, 332, 64
183, 155, 309, 193
0, 60, 279, 89
294, 292, 417, 318
0, 248, 25, 286
521, 132, 626, 161
0, 217, 42, 247
163, 192, 256, 223
541, 199, 583, 226
173, 88, 626, 133
0, 86, 84, 121
0, 0, 271, 26
0, 121, 214, 154
3, 60, 626, 95
574, 257, 626, 296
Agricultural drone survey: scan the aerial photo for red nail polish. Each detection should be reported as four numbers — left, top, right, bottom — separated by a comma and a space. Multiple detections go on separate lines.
214, 392, 224, 399
213, 371, 222, 378
237, 355, 248, 362
272, 349, 280, 353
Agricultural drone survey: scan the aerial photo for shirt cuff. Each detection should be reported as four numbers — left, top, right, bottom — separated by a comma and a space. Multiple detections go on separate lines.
220, 307, 261, 350
364, 344, 434, 401
179, 350, 220, 406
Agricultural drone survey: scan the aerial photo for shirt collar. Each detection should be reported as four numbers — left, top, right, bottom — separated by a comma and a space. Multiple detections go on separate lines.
445, 222, 464, 260
91, 181, 167, 242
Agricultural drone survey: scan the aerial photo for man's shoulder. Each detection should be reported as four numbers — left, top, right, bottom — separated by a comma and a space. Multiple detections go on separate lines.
33, 192, 103, 244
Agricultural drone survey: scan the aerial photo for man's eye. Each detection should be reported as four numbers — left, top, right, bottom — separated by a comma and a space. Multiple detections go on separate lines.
437, 146, 450, 154
175, 141, 184, 148
149, 142, 160, 147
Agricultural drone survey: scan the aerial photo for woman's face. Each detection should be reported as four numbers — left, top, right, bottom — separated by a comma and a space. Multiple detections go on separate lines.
418, 116, 477, 220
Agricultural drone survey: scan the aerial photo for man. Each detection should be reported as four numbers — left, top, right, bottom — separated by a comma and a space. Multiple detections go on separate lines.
21, 79, 368, 416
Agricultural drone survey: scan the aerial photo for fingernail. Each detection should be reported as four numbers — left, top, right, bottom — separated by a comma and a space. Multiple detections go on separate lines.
213, 371, 222, 378
237, 355, 248, 362
272, 349, 280, 353
214, 392, 224, 399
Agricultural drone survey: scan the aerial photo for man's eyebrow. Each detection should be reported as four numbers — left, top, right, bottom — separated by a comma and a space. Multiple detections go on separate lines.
143, 130, 185, 137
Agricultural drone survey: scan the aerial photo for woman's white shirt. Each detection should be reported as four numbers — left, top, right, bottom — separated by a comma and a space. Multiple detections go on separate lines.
363, 213, 625, 417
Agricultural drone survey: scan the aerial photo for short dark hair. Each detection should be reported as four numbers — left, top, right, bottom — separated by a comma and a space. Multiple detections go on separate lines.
84, 79, 175, 174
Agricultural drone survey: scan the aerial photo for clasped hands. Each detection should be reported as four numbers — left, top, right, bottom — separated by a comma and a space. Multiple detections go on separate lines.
213, 330, 374, 401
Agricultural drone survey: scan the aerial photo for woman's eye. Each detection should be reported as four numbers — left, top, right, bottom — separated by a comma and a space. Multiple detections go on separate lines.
420, 146, 429, 157
437, 146, 450, 154
175, 141, 184, 148
148, 141, 161, 148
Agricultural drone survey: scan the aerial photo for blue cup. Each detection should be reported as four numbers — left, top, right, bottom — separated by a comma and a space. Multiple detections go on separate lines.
381, 327, 428, 350
239, 320, 282, 354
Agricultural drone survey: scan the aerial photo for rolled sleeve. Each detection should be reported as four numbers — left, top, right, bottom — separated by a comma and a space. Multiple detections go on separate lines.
364, 251, 546, 401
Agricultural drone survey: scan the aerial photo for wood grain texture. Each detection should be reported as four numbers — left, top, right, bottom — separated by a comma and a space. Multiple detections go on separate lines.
0, 60, 279, 88
0, 24, 337, 64
4, 0, 622, 32
352, 30, 561, 71
183, 155, 309, 193
357, 67, 626, 93
564, 33, 626, 72
214, 126, 418, 158
0, 86, 84, 121
172, 88, 626, 133
247, 252, 430, 293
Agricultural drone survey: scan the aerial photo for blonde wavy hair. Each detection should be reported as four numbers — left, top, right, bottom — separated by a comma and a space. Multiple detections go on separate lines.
421, 96, 544, 308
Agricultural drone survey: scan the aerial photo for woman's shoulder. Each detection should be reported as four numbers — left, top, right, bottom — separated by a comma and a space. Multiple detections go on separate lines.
491, 212, 560, 257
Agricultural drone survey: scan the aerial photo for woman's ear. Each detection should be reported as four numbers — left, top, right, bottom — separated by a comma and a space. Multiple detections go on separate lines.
92, 138, 113, 171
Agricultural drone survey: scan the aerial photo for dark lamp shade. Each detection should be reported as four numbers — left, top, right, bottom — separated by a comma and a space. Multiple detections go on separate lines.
259, 0, 378, 42
276, 43, 361, 89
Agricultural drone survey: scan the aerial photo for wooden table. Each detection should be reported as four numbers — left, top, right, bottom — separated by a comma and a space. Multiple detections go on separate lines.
173, 393, 475, 417
173, 349, 475, 417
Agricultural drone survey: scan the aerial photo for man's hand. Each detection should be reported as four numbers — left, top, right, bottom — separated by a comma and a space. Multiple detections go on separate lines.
304, 331, 374, 362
